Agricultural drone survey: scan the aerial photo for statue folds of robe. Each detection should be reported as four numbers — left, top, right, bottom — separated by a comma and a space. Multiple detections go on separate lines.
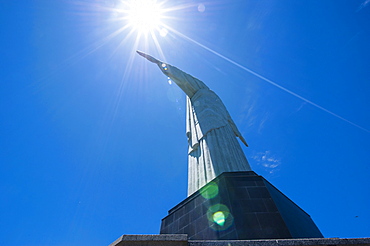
137, 51, 252, 196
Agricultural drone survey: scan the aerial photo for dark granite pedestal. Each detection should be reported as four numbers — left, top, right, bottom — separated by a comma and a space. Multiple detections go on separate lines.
160, 171, 323, 240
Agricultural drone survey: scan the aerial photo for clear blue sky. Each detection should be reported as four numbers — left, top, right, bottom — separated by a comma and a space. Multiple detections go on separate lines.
1, 1, 369, 245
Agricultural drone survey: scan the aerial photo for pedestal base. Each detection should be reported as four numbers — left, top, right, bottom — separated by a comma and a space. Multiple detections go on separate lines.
160, 171, 323, 240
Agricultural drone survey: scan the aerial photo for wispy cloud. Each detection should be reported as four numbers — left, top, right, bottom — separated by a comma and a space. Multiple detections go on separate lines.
295, 102, 307, 113
257, 112, 269, 134
238, 98, 270, 134
243, 101, 257, 128
357, 0, 370, 12
252, 150, 281, 174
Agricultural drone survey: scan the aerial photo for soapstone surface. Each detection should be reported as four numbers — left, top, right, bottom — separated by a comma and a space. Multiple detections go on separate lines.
138, 52, 252, 196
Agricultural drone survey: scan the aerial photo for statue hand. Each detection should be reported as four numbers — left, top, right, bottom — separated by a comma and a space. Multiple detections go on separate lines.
136, 51, 161, 64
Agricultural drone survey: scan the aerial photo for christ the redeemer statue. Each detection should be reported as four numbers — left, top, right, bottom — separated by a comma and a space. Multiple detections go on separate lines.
137, 51, 252, 196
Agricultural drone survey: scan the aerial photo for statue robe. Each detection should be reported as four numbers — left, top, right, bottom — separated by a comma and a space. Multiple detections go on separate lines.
157, 63, 252, 196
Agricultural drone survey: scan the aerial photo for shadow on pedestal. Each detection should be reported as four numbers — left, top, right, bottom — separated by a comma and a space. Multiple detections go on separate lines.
160, 171, 323, 240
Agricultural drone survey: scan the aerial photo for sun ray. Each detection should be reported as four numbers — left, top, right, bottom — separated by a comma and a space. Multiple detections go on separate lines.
160, 3, 198, 14
62, 24, 131, 65
46, 1, 369, 137
32, 22, 132, 94
110, 33, 143, 122
150, 30, 166, 61
162, 24, 370, 133
107, 27, 138, 61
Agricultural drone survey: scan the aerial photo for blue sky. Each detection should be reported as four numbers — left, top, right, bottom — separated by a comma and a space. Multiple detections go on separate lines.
1, 0, 369, 245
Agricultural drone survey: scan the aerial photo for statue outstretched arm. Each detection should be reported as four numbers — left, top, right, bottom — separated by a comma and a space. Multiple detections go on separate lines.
137, 51, 248, 147
137, 51, 208, 98
137, 51, 161, 64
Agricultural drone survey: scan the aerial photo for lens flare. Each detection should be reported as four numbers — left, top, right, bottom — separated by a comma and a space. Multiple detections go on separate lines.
200, 182, 219, 199
207, 204, 233, 230
162, 63, 168, 70
213, 211, 225, 226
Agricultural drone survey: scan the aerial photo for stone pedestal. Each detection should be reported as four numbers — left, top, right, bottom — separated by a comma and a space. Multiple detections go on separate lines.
160, 171, 323, 240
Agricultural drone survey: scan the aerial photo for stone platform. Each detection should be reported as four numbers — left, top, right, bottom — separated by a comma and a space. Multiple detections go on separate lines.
110, 234, 370, 246
160, 171, 323, 240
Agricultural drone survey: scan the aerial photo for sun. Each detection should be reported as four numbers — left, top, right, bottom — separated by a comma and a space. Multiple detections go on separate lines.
125, 0, 164, 34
